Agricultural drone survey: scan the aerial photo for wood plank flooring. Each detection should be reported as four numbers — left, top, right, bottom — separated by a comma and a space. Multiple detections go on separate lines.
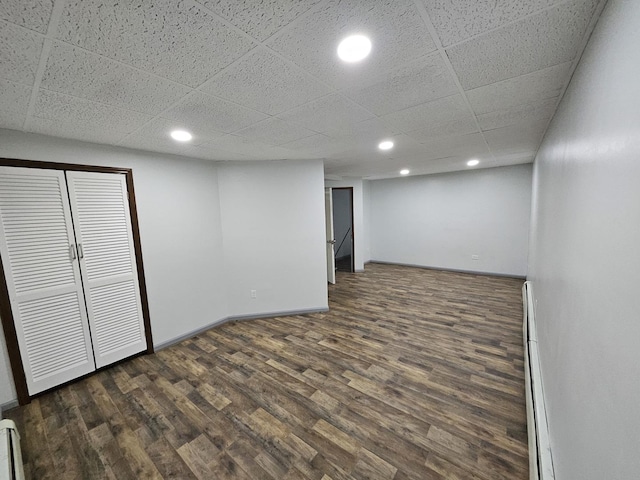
5, 263, 528, 479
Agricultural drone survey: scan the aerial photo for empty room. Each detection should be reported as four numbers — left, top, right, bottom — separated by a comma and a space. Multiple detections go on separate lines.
0, 0, 638, 479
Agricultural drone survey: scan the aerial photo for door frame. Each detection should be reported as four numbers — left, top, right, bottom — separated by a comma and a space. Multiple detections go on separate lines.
331, 187, 355, 273
325, 188, 336, 285
0, 157, 154, 405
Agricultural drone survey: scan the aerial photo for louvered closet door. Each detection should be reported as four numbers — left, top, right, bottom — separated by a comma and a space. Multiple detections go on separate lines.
0, 167, 96, 395
66, 171, 146, 368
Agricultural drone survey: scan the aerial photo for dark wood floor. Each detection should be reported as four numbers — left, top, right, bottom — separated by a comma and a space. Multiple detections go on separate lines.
6, 263, 528, 480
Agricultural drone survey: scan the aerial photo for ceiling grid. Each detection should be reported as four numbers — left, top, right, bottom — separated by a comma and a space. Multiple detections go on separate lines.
0, 0, 607, 178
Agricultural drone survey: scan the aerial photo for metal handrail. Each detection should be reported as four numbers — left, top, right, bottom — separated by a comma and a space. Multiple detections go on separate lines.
335, 228, 351, 259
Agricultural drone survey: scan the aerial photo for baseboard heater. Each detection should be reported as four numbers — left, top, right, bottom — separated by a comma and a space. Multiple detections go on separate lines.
522, 281, 555, 480
0, 419, 24, 480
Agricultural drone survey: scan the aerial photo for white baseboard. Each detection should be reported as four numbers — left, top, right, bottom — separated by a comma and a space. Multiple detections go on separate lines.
0, 400, 19, 416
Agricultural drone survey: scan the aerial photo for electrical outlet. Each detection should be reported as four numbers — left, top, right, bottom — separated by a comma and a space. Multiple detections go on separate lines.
250, 289, 257, 299
471, 255, 479, 260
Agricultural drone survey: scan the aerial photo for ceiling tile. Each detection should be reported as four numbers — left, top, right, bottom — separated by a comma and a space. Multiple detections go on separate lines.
327, 149, 494, 179
329, 134, 427, 161
447, 0, 600, 89
233, 117, 316, 146
0, 0, 603, 176
130, 117, 225, 146
423, 0, 560, 47
331, 117, 401, 143
267, 0, 436, 91
192, 138, 263, 160
41, 42, 192, 116
0, 78, 32, 116
277, 94, 375, 135
254, 146, 315, 160
199, 48, 330, 115
31, 89, 152, 138
29, 116, 133, 144
200, 134, 279, 158
56, 0, 256, 87
405, 117, 479, 143
280, 134, 342, 155
161, 92, 268, 134
200, 135, 312, 160
195, 0, 323, 41
0, 78, 30, 130
419, 132, 490, 161
478, 97, 557, 132
0, 110, 25, 130
466, 62, 572, 115
119, 134, 199, 158
381, 94, 475, 134
0, 20, 44, 84
484, 117, 549, 157
0, 0, 54, 33
343, 53, 458, 116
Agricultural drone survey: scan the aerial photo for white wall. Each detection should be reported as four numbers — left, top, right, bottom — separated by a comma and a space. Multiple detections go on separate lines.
332, 189, 352, 259
0, 330, 14, 407
325, 179, 366, 271
218, 160, 327, 318
370, 164, 532, 276
362, 180, 372, 263
527, 0, 640, 478
0, 130, 225, 406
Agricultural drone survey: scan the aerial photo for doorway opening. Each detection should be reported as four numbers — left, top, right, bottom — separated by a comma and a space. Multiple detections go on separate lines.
332, 187, 354, 273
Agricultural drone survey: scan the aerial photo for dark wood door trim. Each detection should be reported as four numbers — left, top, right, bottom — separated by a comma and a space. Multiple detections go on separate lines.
0, 157, 154, 405
125, 172, 154, 354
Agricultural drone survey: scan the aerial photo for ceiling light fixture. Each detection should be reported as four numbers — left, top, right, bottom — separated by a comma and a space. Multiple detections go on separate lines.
467, 159, 480, 167
337, 35, 372, 63
400, 169, 410, 175
170, 130, 192, 142
378, 140, 394, 150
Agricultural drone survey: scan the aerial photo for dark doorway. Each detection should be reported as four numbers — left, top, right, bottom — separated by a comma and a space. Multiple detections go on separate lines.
331, 187, 354, 273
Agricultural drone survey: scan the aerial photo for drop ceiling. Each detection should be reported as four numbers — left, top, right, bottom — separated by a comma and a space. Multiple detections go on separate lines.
0, 0, 605, 179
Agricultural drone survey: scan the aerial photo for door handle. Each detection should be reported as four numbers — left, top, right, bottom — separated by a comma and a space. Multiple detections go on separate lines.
69, 244, 77, 260
78, 243, 84, 259
327, 239, 336, 245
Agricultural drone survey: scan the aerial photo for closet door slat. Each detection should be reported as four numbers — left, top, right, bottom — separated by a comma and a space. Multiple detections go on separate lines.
66, 171, 146, 368
0, 167, 96, 395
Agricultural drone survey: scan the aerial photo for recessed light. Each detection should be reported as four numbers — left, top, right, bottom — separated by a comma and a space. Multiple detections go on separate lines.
170, 130, 192, 142
337, 35, 372, 63
467, 159, 480, 167
378, 140, 394, 150
400, 169, 410, 175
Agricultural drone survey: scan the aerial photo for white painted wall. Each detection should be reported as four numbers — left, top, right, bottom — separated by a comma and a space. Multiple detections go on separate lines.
370, 164, 532, 276
0, 129, 230, 405
325, 179, 366, 271
0, 332, 14, 407
362, 180, 372, 264
332, 189, 352, 259
218, 160, 328, 318
527, 0, 640, 478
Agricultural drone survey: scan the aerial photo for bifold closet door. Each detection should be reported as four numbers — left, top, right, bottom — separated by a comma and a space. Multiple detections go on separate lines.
0, 167, 95, 395
66, 171, 146, 368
